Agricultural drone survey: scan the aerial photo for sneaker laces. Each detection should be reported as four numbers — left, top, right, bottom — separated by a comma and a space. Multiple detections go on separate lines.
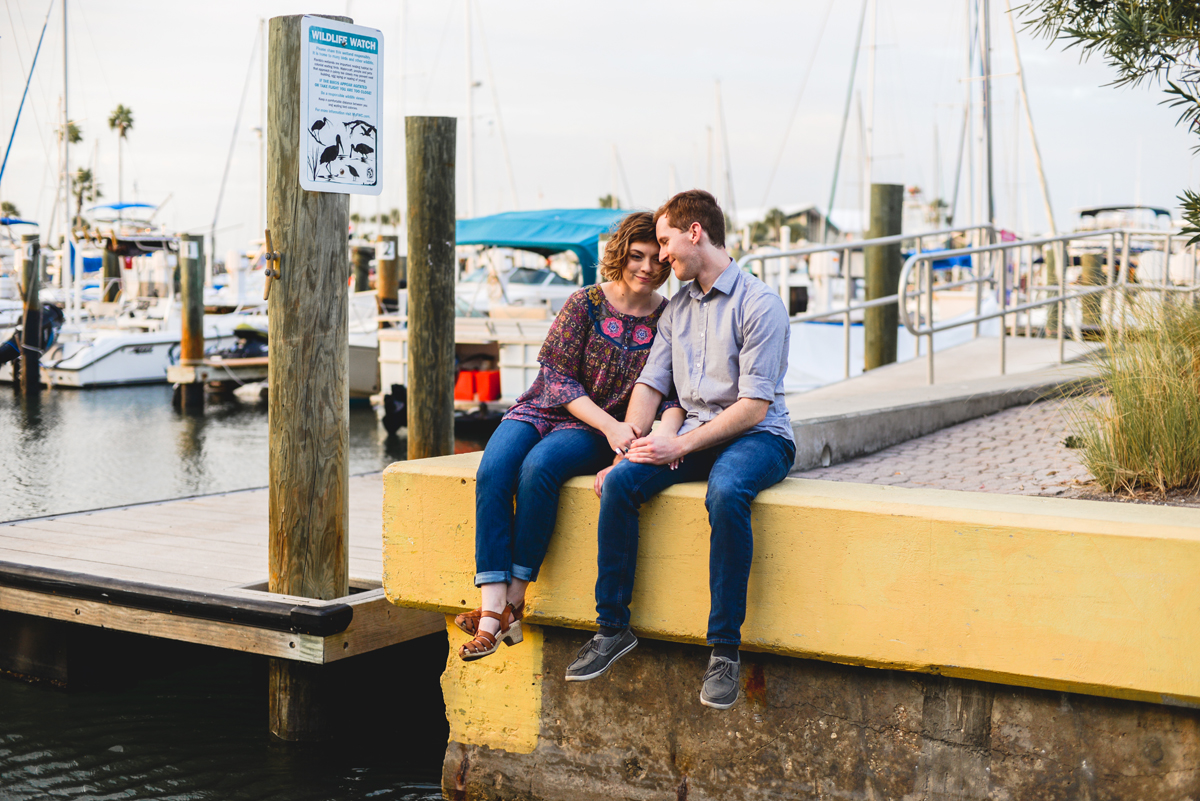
704, 658, 738, 682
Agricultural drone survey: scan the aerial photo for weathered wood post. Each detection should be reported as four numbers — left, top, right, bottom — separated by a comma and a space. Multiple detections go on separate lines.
102, 238, 121, 302
1080, 253, 1104, 331
375, 234, 400, 313
864, 183, 904, 371
351, 244, 372, 292
19, 233, 40, 394
406, 116, 456, 460
266, 13, 351, 741
178, 233, 205, 411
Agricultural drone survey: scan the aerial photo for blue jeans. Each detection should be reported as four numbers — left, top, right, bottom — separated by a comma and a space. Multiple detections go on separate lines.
475, 419, 614, 586
595, 431, 795, 645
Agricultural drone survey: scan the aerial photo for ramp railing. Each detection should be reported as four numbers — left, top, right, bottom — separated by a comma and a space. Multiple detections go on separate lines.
898, 228, 1199, 384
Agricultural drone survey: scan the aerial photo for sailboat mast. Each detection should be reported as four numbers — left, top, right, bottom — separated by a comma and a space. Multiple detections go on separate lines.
981, 0, 996, 226
864, 0, 876, 188
258, 17, 265, 241
464, 0, 475, 218
64, 0, 77, 322
1005, 0, 1056, 234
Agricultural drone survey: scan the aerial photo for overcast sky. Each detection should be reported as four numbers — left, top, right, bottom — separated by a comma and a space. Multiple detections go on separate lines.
0, 0, 1193, 258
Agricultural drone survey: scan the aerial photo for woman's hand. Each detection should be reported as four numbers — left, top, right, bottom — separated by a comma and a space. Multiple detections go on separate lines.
626, 432, 686, 469
603, 421, 640, 456
594, 464, 615, 498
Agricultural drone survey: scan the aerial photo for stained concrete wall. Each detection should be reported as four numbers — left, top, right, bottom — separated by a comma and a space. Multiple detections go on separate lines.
444, 623, 1200, 801
385, 453, 1200, 708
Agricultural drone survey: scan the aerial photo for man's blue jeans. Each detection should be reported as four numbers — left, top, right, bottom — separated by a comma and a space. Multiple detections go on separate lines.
595, 431, 795, 645
475, 419, 614, 586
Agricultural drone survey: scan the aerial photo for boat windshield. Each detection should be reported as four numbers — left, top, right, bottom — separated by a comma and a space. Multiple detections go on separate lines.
508, 268, 551, 285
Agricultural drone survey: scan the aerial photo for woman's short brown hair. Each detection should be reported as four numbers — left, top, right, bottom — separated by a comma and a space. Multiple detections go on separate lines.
598, 211, 670, 288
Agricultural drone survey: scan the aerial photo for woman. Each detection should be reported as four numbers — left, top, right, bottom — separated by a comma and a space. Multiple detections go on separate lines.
458, 212, 683, 661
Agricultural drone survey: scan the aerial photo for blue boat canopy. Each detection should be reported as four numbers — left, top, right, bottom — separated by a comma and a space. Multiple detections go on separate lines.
0, 217, 36, 226
456, 209, 629, 284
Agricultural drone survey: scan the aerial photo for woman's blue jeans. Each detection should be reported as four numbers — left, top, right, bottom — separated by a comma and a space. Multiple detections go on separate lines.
594, 431, 795, 646
475, 419, 613, 586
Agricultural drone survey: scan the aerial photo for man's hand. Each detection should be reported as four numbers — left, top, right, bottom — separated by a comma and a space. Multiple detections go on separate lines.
626, 432, 685, 469
594, 464, 615, 498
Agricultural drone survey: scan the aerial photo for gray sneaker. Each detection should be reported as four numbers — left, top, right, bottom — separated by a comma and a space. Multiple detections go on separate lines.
699, 654, 741, 709
564, 628, 638, 682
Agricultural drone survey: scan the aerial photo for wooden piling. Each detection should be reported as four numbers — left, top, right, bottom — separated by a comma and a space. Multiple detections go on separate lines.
178, 234, 205, 411
1080, 253, 1104, 329
352, 244, 373, 292
102, 238, 120, 302
265, 12, 351, 741
19, 233, 40, 394
864, 183, 904, 371
375, 234, 400, 313
405, 116, 456, 460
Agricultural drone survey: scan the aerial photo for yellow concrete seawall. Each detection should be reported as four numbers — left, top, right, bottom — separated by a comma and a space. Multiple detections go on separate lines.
383, 452, 1200, 707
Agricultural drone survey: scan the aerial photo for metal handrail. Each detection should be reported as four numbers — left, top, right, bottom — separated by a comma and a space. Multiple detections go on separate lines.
898, 227, 1197, 384
737, 223, 997, 380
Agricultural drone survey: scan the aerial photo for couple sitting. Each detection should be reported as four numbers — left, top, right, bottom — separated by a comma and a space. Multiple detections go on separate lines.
456, 190, 795, 710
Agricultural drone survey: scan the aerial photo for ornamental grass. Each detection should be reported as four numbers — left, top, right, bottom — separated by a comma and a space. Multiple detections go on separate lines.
1070, 298, 1200, 495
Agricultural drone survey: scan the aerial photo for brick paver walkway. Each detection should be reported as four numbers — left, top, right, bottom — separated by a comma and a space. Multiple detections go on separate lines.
792, 398, 1092, 496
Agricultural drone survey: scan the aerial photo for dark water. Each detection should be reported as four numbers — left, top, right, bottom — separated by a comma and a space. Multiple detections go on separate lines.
0, 384, 479, 800
0, 633, 448, 801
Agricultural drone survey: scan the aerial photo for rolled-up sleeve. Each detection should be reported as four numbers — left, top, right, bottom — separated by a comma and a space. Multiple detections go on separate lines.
736, 293, 789, 401
635, 303, 674, 395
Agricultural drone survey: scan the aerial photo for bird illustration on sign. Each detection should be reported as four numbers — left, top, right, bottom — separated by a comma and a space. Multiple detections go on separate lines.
306, 117, 376, 186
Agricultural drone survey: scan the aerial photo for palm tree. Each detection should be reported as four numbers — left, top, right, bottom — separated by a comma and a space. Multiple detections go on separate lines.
108, 104, 134, 218
1, 201, 19, 219
72, 168, 101, 233
58, 120, 82, 145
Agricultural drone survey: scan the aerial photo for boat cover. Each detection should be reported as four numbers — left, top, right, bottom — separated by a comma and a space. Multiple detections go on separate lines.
456, 208, 629, 284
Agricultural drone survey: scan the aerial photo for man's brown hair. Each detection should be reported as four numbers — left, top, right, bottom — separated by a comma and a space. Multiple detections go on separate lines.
598, 211, 670, 287
653, 189, 726, 248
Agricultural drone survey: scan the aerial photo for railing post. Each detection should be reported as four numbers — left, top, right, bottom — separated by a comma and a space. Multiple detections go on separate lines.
842, 247, 851, 379
925, 260, 935, 385
999, 246, 1007, 375
864, 183, 903, 371
1058, 240, 1067, 362
778, 224, 791, 313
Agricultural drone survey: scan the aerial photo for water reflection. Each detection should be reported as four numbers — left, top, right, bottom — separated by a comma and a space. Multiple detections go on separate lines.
0, 385, 487, 521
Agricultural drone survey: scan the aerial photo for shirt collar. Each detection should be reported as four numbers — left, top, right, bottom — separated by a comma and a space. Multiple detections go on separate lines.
687, 258, 740, 300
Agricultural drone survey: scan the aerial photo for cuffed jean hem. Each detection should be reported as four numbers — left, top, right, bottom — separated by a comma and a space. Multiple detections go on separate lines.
596, 617, 626, 630
511, 563, 536, 582
707, 637, 741, 646
474, 570, 510, 587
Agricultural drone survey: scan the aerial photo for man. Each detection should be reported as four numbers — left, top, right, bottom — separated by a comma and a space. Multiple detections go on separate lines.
565, 189, 795, 709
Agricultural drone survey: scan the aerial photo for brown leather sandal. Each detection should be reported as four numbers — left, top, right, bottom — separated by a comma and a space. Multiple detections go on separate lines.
458, 604, 524, 662
455, 599, 524, 636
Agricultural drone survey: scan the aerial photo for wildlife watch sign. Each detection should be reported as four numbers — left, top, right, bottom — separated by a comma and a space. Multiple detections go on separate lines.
299, 16, 383, 196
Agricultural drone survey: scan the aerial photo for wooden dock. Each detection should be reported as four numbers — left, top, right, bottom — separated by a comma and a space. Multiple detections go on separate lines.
0, 474, 443, 666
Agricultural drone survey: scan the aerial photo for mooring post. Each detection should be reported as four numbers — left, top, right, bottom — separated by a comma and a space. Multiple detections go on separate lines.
863, 183, 904, 371
266, 12, 351, 742
19, 233, 40, 394
1080, 253, 1104, 330
102, 238, 121, 302
406, 116, 456, 460
178, 233, 205, 411
375, 234, 400, 314
351, 243, 372, 292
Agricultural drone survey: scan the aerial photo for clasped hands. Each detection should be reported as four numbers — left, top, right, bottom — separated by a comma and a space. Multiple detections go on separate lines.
595, 424, 686, 498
